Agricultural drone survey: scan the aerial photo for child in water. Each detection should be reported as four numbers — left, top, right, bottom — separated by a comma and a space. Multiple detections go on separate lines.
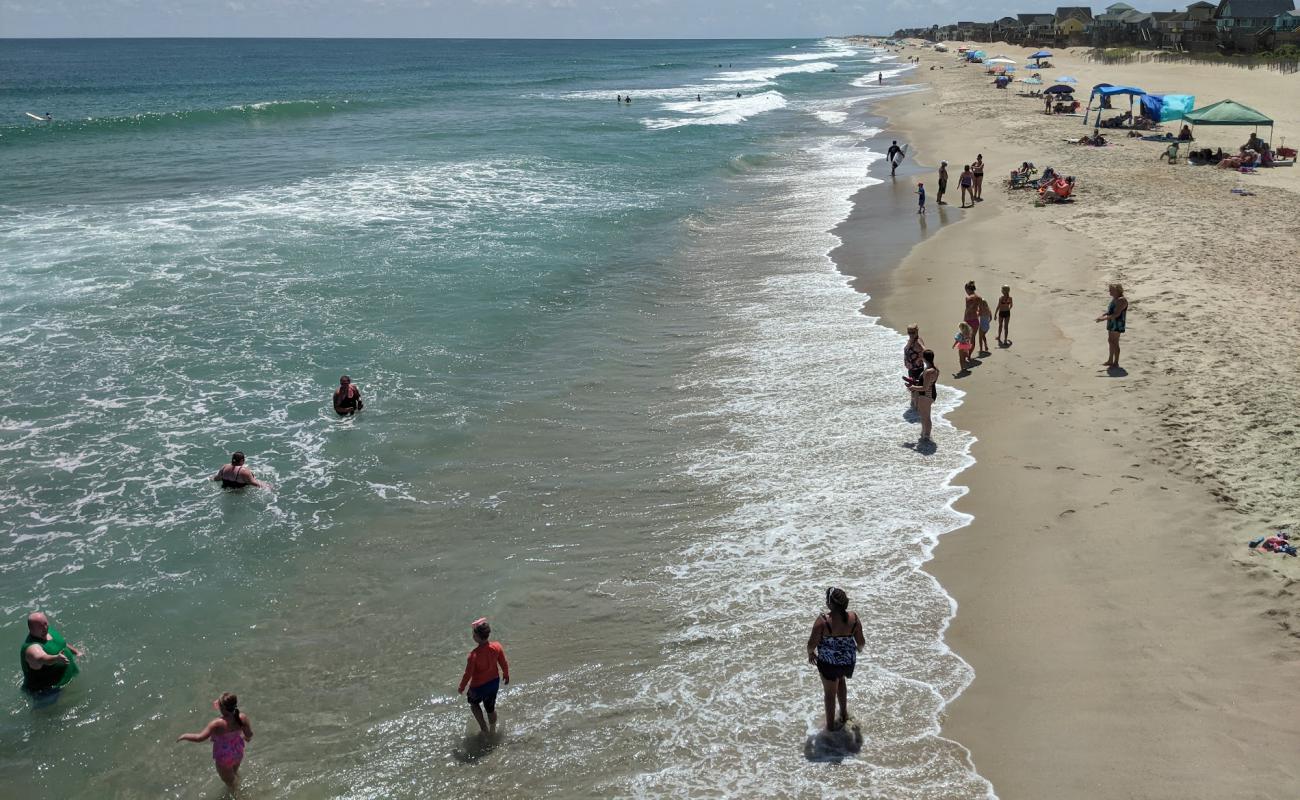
996, 285, 1014, 345
177, 692, 253, 789
916, 181, 926, 215
458, 618, 510, 735
953, 321, 974, 372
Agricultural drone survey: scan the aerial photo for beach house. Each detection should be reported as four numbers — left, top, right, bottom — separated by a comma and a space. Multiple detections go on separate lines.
1054, 6, 1096, 43
1019, 13, 1060, 44
1215, 0, 1297, 51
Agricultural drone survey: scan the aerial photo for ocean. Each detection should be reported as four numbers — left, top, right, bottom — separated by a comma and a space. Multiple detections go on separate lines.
0, 38, 990, 798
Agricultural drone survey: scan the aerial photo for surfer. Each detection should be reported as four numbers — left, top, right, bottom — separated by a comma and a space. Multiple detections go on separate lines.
333, 375, 364, 417
807, 588, 864, 731
887, 140, 903, 176
20, 612, 81, 695
210, 452, 267, 489
458, 618, 510, 735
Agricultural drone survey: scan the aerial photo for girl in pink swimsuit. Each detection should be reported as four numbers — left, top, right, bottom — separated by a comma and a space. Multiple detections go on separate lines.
177, 692, 254, 789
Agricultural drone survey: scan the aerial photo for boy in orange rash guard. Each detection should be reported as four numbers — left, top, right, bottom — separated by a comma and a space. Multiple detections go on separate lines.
458, 618, 510, 734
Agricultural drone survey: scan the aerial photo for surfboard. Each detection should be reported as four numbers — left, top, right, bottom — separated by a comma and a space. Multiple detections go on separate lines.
25, 112, 49, 122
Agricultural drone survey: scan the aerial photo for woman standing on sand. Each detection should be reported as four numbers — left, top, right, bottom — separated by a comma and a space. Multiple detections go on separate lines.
908, 349, 939, 442
1095, 283, 1128, 368
959, 165, 974, 208
807, 587, 865, 731
972, 154, 985, 202
177, 692, 254, 789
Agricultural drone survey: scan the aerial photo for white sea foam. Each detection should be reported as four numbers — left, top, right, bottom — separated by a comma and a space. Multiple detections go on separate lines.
641, 90, 787, 130
853, 62, 919, 87
708, 61, 839, 85
771, 48, 858, 61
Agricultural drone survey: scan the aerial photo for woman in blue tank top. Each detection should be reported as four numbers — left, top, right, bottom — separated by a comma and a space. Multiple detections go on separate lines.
1096, 283, 1129, 368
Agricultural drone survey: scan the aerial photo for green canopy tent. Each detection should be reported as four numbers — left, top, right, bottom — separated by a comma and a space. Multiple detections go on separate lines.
1184, 99, 1274, 146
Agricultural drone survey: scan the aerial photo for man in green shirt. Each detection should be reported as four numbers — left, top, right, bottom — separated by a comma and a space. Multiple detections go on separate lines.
20, 612, 81, 693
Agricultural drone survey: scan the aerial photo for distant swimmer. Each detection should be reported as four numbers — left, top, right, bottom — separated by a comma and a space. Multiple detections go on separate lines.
736, 91, 742, 97
625, 95, 631, 104
879, 72, 883, 84
177, 692, 254, 790
20, 612, 81, 696
697, 94, 702, 102
458, 618, 510, 736
211, 451, 268, 489
333, 375, 364, 417
617, 94, 622, 102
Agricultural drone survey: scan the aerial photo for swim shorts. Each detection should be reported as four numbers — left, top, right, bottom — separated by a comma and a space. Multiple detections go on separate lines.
467, 678, 500, 713
979, 316, 991, 332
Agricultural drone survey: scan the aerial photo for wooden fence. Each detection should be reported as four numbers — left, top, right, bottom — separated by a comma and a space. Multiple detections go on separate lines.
1087, 49, 1300, 74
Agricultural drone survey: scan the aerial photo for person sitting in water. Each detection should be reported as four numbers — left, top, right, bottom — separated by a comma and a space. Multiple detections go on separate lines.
20, 612, 81, 695
211, 451, 266, 489
332, 375, 364, 416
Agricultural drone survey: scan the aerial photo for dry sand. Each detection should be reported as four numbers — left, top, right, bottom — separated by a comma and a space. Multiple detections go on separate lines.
841, 42, 1300, 799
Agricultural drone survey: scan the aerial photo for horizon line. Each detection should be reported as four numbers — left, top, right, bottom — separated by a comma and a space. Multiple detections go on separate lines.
0, 34, 889, 41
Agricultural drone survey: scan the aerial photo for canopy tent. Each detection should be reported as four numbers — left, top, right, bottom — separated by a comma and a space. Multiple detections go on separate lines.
1139, 94, 1196, 124
1184, 99, 1274, 144
1082, 84, 1146, 126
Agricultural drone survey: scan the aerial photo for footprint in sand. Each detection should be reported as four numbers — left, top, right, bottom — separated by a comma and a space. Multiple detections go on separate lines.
1059, 509, 1076, 518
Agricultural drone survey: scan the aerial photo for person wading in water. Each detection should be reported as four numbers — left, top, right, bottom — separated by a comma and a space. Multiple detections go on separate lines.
806, 587, 865, 731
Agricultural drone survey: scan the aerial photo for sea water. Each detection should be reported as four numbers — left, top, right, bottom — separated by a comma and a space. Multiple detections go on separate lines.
0, 38, 990, 798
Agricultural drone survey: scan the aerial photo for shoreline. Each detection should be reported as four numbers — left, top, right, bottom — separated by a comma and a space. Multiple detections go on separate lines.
832, 44, 1300, 798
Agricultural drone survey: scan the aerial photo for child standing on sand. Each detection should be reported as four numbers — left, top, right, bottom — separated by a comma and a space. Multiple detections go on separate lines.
952, 322, 974, 372
916, 181, 926, 215
458, 618, 510, 735
996, 285, 1014, 345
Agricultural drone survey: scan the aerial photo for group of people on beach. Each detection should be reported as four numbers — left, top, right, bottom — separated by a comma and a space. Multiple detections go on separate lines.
908, 151, 985, 213
18, 373, 512, 791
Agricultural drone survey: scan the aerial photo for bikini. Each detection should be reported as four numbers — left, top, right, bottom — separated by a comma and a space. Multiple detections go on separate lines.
219, 466, 249, 489
997, 296, 1012, 319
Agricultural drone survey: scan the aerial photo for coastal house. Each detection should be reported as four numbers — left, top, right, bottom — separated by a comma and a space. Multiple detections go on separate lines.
1154, 1, 1220, 51
1018, 12, 1060, 43
1270, 9, 1300, 46
1055, 6, 1096, 43
1215, 0, 1297, 51
995, 15, 1027, 42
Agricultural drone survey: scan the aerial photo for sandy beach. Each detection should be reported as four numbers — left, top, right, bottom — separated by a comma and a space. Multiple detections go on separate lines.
839, 44, 1300, 798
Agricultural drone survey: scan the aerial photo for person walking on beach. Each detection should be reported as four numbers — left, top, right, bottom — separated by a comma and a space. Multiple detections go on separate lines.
20, 612, 81, 695
177, 692, 254, 790
972, 154, 985, 202
807, 587, 864, 731
916, 181, 926, 215
1096, 283, 1128, 368
996, 285, 1014, 345
887, 141, 901, 176
210, 451, 268, 489
904, 324, 926, 410
963, 281, 983, 338
937, 161, 948, 205
908, 349, 939, 442
952, 322, 974, 373
458, 618, 510, 736
878, 71, 883, 84
333, 375, 364, 417
959, 165, 974, 208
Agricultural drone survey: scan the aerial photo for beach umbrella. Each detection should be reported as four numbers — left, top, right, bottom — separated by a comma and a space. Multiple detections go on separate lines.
987, 57, 1017, 64
1045, 84, 1075, 95
1055, 76, 1078, 84
1022, 76, 1044, 85
1029, 50, 1053, 59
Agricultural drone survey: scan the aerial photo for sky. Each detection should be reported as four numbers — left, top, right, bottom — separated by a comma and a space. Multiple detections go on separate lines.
0, 0, 1008, 38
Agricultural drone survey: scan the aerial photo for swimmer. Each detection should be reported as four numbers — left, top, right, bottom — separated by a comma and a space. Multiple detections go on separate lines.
177, 692, 254, 789
20, 612, 81, 695
458, 618, 510, 735
210, 451, 267, 489
333, 375, 364, 416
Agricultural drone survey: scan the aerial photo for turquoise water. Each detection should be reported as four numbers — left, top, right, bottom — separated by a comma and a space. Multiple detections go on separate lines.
1, 39, 990, 798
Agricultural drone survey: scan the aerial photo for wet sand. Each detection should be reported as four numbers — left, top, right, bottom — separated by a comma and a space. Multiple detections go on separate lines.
833, 43, 1300, 799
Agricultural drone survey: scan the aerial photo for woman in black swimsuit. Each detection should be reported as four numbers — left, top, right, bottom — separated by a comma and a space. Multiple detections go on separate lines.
210, 452, 265, 489
807, 587, 865, 731
908, 349, 939, 443
333, 375, 364, 417
903, 324, 926, 410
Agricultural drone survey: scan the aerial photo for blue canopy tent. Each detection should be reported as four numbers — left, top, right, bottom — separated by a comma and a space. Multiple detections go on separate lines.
1083, 84, 1146, 126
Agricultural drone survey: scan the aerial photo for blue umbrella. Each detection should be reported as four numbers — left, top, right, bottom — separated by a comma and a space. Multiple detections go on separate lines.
1023, 76, 1043, 85
1029, 50, 1053, 59
1056, 76, 1078, 84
